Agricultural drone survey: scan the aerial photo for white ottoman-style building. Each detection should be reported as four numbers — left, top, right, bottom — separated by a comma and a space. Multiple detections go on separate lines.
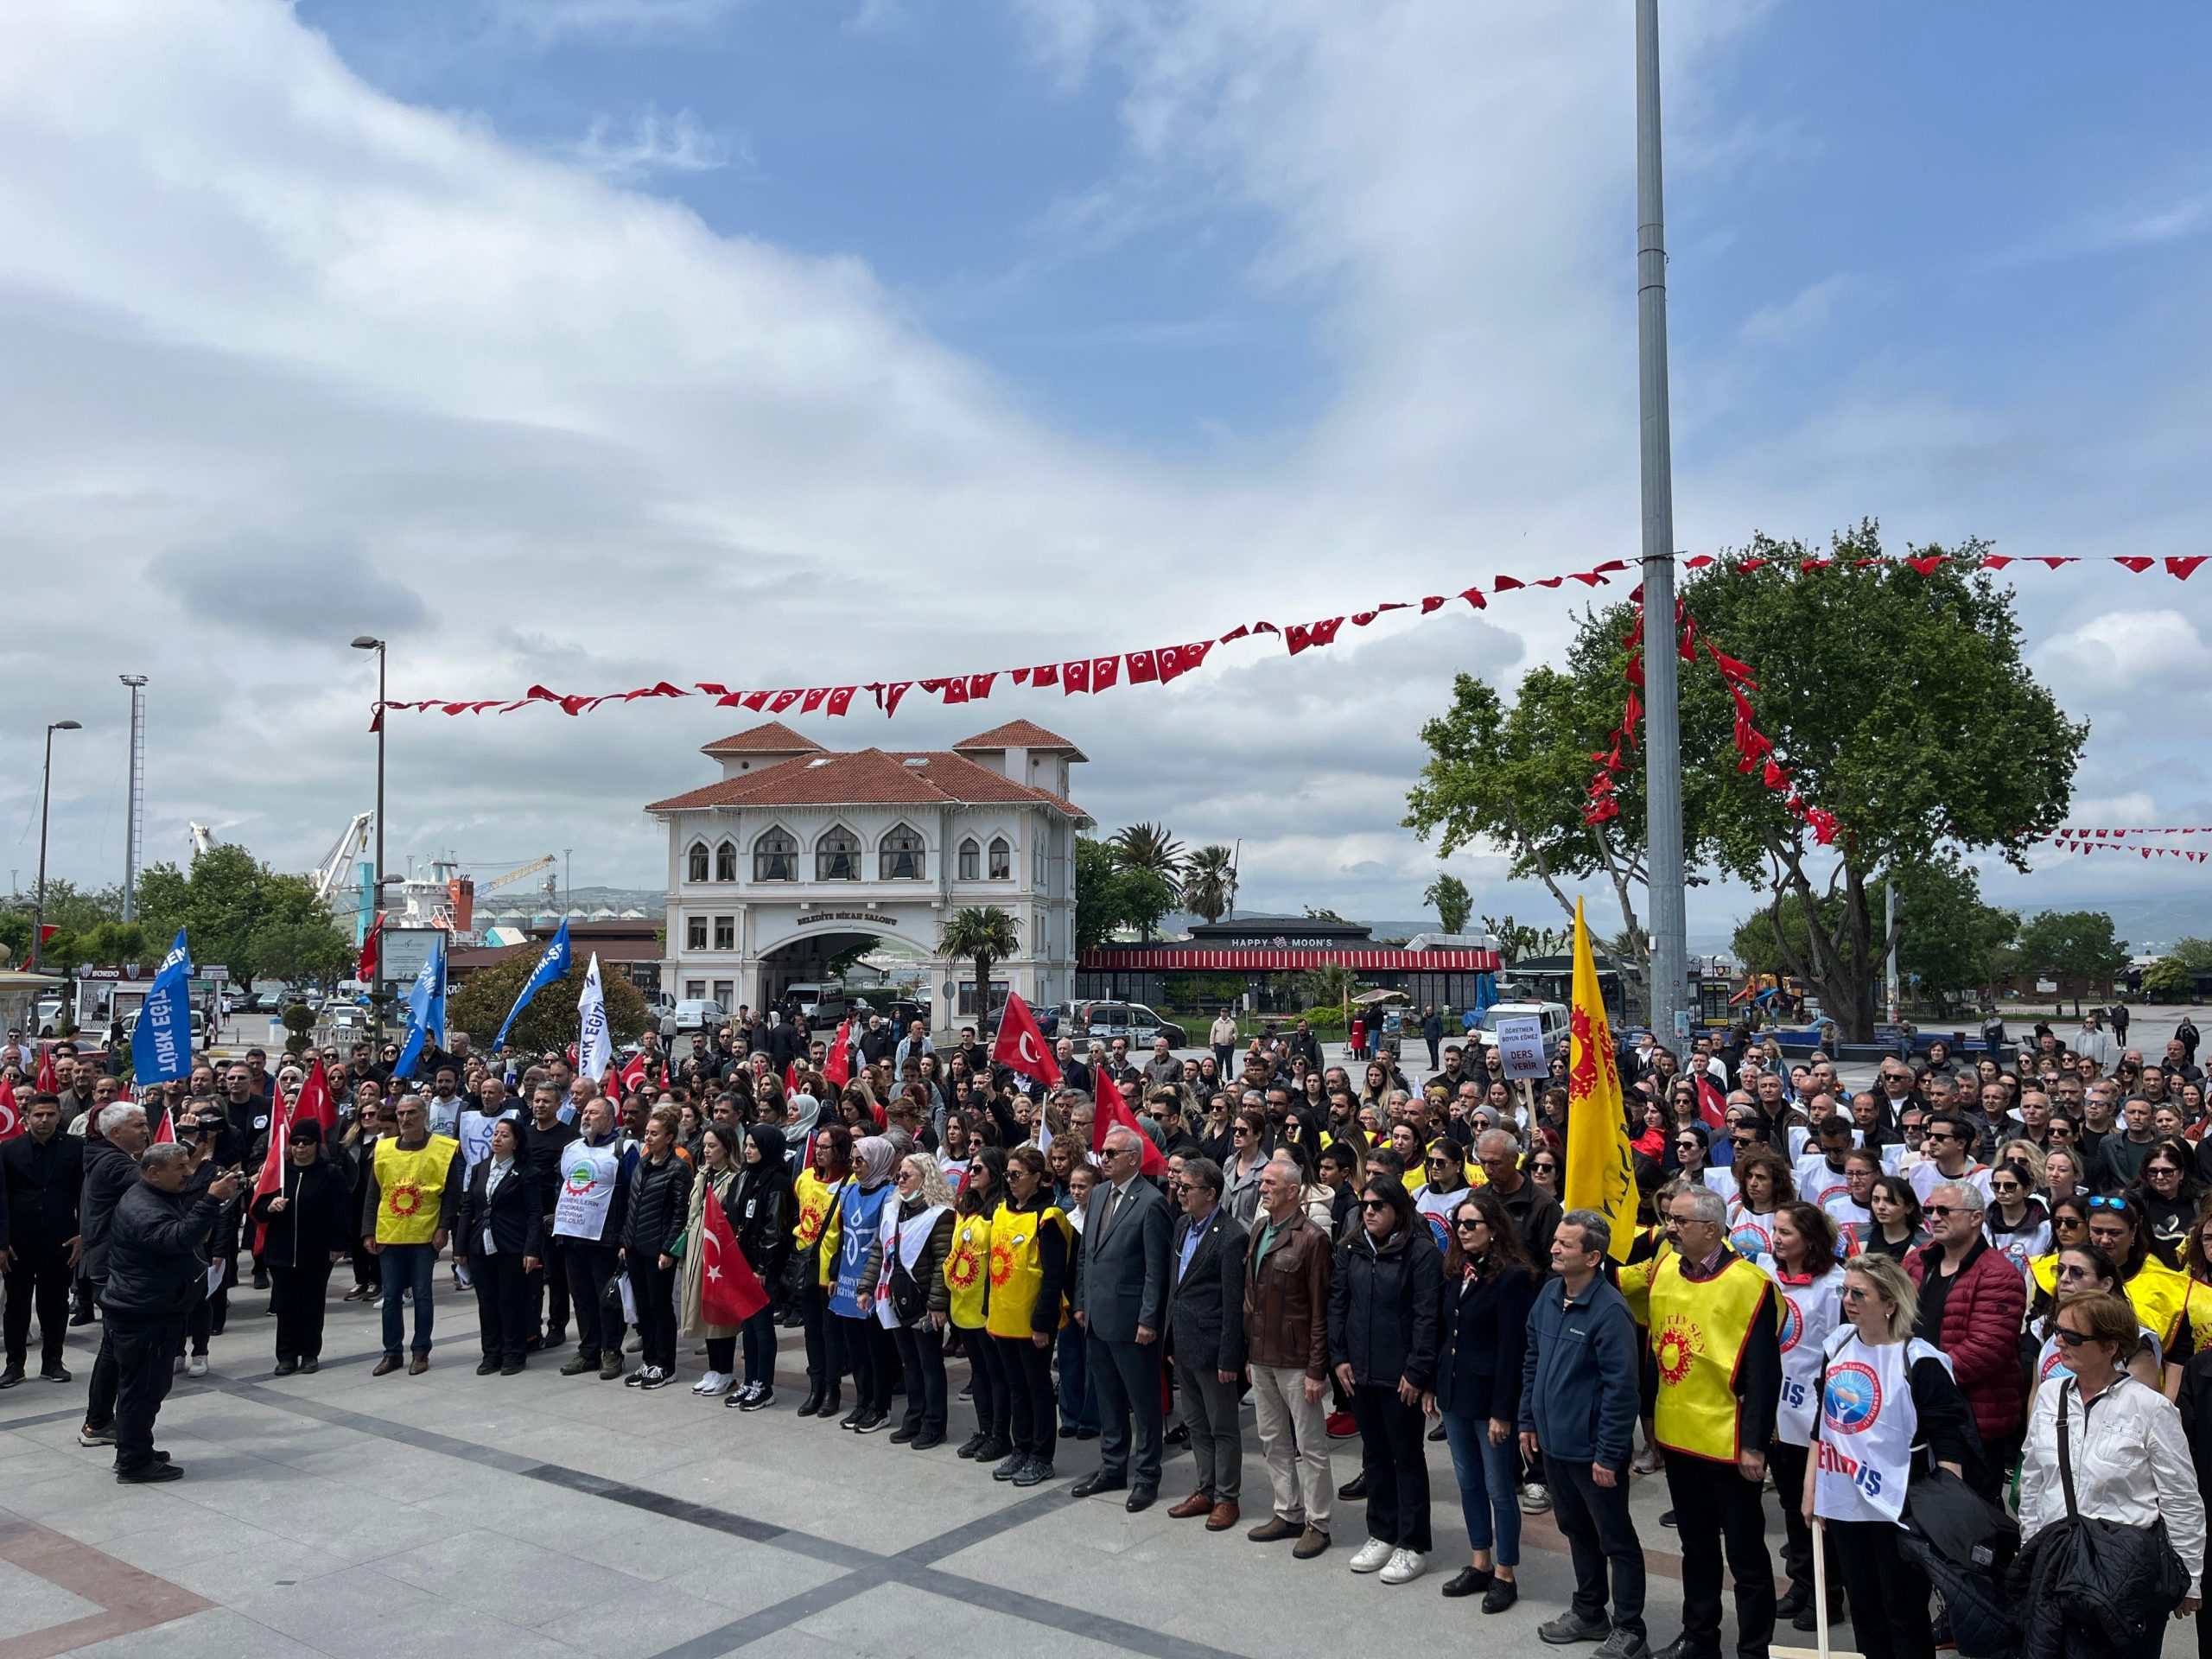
646, 719, 1091, 1034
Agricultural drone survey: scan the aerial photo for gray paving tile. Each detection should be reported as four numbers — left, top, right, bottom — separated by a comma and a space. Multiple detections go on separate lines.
532, 1577, 747, 1656
0, 1555, 101, 1639
372, 1525, 648, 1625
56, 1605, 329, 1659
232, 1562, 578, 1659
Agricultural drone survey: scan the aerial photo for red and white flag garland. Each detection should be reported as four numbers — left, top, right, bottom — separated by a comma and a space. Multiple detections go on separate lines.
2045, 828, 2212, 863
371, 548, 2212, 728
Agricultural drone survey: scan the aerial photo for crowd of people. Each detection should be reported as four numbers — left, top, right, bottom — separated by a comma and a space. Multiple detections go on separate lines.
7, 1003, 2212, 1659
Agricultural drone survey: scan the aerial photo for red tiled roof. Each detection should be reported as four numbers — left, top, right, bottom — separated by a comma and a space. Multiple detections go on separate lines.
951, 720, 1084, 757
701, 721, 826, 756
646, 748, 1090, 820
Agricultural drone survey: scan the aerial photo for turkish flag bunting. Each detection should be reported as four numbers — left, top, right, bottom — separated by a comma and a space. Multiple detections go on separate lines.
1154, 646, 1185, 683
741, 691, 771, 711
1092, 1072, 1166, 1177
938, 677, 969, 704
768, 690, 801, 713
1062, 660, 1091, 695
824, 1019, 853, 1089
827, 687, 855, 715
700, 1188, 771, 1327
968, 673, 996, 700
1090, 656, 1121, 690
1181, 641, 1212, 672
1029, 664, 1058, 688
990, 993, 1061, 1089
800, 688, 827, 714
0, 1076, 20, 1143
1125, 650, 1159, 683
882, 683, 912, 715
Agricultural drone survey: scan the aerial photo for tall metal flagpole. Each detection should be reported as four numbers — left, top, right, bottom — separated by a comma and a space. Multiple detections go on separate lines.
1636, 0, 1688, 1044
120, 675, 148, 920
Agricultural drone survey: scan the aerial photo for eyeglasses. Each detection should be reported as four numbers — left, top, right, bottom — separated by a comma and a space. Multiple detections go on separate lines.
2089, 1196, 2130, 1212
1359, 1198, 1392, 1211
1990, 1180, 2020, 1195
1925, 1205, 1955, 1218
2052, 1327, 2097, 1349
1426, 1156, 1454, 1169
2055, 1263, 2094, 1281
1454, 1217, 1484, 1232
1840, 1285, 1877, 1303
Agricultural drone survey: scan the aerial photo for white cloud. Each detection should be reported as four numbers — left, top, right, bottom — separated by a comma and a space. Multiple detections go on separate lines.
2031, 609, 2212, 700
566, 107, 746, 179
1738, 273, 1853, 346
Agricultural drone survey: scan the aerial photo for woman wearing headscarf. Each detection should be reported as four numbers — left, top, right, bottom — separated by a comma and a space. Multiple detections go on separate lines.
248, 1119, 355, 1376
873, 1152, 957, 1447
791, 1124, 850, 1419
783, 1090, 822, 1171
829, 1135, 901, 1433
680, 1123, 746, 1398
728, 1122, 792, 1409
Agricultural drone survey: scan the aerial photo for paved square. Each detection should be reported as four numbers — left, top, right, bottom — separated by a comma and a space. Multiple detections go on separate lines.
0, 1284, 1827, 1659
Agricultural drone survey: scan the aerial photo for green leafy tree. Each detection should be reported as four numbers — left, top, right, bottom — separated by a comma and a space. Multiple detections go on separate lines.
1293, 963, 1357, 1011
1303, 906, 1352, 925
1180, 845, 1238, 925
1424, 874, 1472, 937
1732, 858, 2016, 1015
2015, 910, 2128, 1016
1408, 524, 2084, 1039
2143, 957, 2194, 1001
939, 906, 1022, 1025
448, 954, 648, 1056
2167, 938, 2212, 973
1109, 823, 1185, 884
1076, 836, 1178, 947
137, 843, 351, 988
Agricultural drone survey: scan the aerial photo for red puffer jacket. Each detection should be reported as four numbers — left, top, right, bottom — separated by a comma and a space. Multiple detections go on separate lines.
1904, 1240, 2026, 1446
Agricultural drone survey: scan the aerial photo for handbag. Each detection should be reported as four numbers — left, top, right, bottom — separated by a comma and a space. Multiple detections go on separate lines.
2047, 1378, 2191, 1641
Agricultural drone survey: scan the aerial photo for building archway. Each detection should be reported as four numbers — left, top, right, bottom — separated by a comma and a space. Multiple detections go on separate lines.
754, 927, 936, 1019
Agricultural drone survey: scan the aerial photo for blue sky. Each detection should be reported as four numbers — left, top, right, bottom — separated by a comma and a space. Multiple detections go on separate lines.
4, 0, 2211, 949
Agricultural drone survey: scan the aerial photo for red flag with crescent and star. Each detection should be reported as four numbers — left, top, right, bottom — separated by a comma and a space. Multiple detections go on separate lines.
34, 1045, 56, 1095
1091, 1071, 1166, 1178
823, 1019, 852, 1089
699, 1182, 770, 1326
0, 1075, 21, 1143
990, 993, 1060, 1090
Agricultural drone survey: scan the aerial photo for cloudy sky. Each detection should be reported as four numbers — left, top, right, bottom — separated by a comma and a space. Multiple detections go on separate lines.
4, 0, 2210, 950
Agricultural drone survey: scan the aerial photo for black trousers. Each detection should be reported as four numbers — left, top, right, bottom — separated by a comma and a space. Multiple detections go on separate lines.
1351, 1383, 1432, 1552
626, 1257, 677, 1374
84, 1279, 117, 1429
995, 1332, 1057, 1459
473, 1252, 533, 1364
532, 1230, 568, 1338
963, 1325, 1007, 1440
1545, 1453, 1646, 1639
1830, 1516, 1933, 1659
892, 1323, 947, 1435
564, 1242, 626, 1363
1663, 1452, 1775, 1659
269, 1260, 334, 1363
1088, 1329, 1165, 1488
109, 1312, 183, 1474
798, 1281, 832, 1389
1767, 1440, 1837, 1602
3, 1240, 72, 1369
833, 1314, 895, 1414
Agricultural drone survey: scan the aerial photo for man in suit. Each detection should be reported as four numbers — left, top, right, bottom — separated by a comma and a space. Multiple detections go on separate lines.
1164, 1155, 1249, 1529
1071, 1124, 1172, 1510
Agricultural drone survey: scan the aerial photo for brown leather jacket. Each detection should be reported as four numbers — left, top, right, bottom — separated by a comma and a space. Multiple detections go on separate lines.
1243, 1209, 1332, 1378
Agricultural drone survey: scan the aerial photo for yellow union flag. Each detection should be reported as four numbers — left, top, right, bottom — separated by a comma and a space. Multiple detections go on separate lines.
1561, 898, 1636, 1260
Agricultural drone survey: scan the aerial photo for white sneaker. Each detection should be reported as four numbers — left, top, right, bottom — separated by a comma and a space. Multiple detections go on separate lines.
1349, 1537, 1394, 1573
697, 1373, 734, 1397
187, 1357, 208, 1379
1518, 1481, 1552, 1514
690, 1371, 721, 1395
1380, 1548, 1427, 1585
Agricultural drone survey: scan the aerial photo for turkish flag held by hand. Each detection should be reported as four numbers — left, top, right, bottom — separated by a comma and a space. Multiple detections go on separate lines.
298, 1059, 338, 1136
823, 1019, 852, 1089
617, 1052, 648, 1097
991, 993, 1061, 1090
250, 1080, 295, 1252
1092, 1071, 1165, 1178
700, 1186, 770, 1326
1694, 1074, 1727, 1131
34, 1046, 56, 1095
0, 1076, 21, 1143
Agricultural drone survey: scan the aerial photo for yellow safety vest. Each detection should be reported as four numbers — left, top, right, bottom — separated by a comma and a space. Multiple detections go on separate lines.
2180, 1278, 2212, 1359
2127, 1255, 2193, 1353
1617, 1235, 1675, 1329
791, 1169, 842, 1288
2029, 1251, 2058, 1301
945, 1211, 992, 1330
1649, 1252, 1774, 1462
984, 1200, 1071, 1340
372, 1135, 459, 1246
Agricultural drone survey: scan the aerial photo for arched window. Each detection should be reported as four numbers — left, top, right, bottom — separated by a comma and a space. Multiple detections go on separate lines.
988, 836, 1011, 880
957, 838, 981, 881
880, 823, 926, 880
817, 824, 861, 881
714, 840, 738, 883
753, 826, 798, 882
686, 842, 709, 883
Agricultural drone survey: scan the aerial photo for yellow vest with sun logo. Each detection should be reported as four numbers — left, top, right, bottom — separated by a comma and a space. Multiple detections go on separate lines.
945, 1211, 993, 1330
984, 1200, 1071, 1339
372, 1135, 459, 1245
1649, 1251, 1773, 1461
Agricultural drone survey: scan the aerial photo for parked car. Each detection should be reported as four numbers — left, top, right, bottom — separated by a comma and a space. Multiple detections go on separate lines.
1077, 1001, 1190, 1050
1467, 1000, 1573, 1058
671, 998, 725, 1033
781, 982, 849, 1023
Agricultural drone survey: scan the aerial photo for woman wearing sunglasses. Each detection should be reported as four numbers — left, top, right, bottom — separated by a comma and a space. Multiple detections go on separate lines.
1984, 1154, 2051, 1279
1523, 1147, 1560, 1203
2132, 1138, 2205, 1269
2084, 1197, 2194, 1367
1802, 1255, 1977, 1659
1432, 1190, 1537, 1610
2031, 1244, 2162, 1403
1414, 1142, 1472, 1252
1671, 1123, 1737, 1206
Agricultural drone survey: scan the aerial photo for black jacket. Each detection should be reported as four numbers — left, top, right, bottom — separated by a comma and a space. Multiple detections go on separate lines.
1436, 1259, 1536, 1422
79, 1139, 143, 1281
1166, 1207, 1249, 1376
620, 1151, 693, 1257
99, 1181, 220, 1319
0, 1130, 83, 1252
455, 1157, 546, 1260
1328, 1224, 1445, 1390
249, 1158, 358, 1268
728, 1164, 791, 1287
520, 1117, 580, 1217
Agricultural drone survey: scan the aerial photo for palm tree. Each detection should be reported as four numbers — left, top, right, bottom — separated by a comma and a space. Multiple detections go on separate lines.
938, 906, 1022, 1029
1181, 845, 1237, 924
1109, 822, 1185, 883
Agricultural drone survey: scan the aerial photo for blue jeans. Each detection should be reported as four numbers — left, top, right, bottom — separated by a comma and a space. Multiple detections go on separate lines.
1441, 1407, 1521, 1566
379, 1242, 437, 1357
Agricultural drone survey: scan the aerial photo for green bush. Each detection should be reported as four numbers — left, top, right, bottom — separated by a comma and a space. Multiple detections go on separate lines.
281, 1001, 315, 1057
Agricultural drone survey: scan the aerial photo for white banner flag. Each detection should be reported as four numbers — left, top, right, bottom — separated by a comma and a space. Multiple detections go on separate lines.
577, 951, 612, 1084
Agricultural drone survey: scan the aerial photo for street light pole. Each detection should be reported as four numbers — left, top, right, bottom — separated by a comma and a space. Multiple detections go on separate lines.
353, 637, 387, 1041
32, 720, 82, 974
1635, 0, 1688, 1045
119, 675, 148, 920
